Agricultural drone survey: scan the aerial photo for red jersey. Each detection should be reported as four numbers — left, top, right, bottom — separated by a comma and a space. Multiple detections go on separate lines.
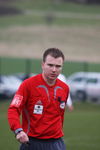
8, 74, 69, 139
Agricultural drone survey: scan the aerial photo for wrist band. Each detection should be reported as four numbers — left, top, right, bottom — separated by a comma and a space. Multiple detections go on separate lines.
14, 128, 23, 135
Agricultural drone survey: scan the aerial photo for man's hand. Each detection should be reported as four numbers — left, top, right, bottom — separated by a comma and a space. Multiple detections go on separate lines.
16, 131, 29, 143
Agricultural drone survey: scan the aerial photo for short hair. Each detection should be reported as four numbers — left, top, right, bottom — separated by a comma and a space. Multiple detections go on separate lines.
43, 48, 65, 62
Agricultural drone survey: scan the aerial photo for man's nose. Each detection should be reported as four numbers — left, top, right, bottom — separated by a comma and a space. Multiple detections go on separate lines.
52, 66, 56, 71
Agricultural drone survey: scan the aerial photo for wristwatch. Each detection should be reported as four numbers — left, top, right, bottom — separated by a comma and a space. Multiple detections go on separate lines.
14, 128, 23, 136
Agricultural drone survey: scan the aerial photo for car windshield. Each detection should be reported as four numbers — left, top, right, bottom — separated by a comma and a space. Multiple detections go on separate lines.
86, 78, 98, 83
72, 77, 86, 82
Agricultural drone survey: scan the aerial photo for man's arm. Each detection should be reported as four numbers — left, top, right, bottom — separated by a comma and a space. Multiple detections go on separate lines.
8, 80, 29, 143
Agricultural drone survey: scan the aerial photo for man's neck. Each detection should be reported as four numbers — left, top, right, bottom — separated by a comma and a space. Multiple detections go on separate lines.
42, 74, 56, 86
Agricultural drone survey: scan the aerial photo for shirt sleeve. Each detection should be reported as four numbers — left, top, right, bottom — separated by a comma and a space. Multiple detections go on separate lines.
7, 80, 29, 132
66, 93, 72, 107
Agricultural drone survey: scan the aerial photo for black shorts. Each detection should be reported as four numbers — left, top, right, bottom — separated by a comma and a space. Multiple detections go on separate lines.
20, 137, 66, 150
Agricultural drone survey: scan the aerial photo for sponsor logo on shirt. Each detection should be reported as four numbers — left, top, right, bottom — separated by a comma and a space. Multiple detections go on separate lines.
33, 100, 43, 114
33, 105, 43, 114
36, 100, 42, 105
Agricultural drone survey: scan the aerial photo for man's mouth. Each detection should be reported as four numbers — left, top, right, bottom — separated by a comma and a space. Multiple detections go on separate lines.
50, 74, 57, 78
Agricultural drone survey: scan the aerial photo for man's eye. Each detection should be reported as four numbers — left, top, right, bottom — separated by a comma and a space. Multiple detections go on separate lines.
48, 64, 62, 68
56, 65, 62, 68
48, 64, 53, 67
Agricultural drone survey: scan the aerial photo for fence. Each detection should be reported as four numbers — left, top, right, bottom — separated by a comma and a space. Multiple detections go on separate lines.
0, 57, 100, 76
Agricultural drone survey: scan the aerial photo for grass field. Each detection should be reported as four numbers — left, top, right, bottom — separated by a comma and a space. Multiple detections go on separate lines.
0, 100, 100, 150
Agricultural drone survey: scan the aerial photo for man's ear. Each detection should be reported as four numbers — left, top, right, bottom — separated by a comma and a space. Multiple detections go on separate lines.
41, 61, 44, 69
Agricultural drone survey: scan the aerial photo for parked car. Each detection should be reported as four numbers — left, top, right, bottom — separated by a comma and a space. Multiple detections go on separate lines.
66, 72, 100, 102
0, 75, 22, 99
14, 72, 36, 81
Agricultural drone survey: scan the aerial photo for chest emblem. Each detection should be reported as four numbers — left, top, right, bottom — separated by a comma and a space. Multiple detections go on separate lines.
33, 100, 43, 114
60, 102, 65, 109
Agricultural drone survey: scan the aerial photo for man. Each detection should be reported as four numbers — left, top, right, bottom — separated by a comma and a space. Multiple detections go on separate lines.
8, 48, 69, 150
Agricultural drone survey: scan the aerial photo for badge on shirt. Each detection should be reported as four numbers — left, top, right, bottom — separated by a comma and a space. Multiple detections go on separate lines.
33, 105, 43, 114
60, 102, 65, 109
11, 94, 23, 107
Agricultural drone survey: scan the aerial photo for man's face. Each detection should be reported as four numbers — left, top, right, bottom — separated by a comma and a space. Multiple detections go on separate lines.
42, 55, 63, 82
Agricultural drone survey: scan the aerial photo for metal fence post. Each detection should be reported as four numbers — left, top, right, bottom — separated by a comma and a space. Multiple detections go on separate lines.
0, 57, 1, 85
25, 59, 31, 79
83, 61, 88, 72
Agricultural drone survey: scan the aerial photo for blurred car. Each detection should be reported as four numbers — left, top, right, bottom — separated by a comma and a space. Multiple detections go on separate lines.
66, 72, 100, 102
14, 72, 36, 81
0, 75, 22, 99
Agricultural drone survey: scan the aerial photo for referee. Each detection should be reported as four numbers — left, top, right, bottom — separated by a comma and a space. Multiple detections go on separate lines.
8, 48, 69, 150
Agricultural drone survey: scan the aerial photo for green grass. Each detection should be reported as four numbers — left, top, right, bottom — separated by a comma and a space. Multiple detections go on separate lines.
0, 13, 100, 28
4, 0, 100, 14
0, 14, 47, 28
0, 100, 100, 150
0, 1, 100, 28
0, 100, 19, 150
1, 12, 100, 28
64, 102, 100, 150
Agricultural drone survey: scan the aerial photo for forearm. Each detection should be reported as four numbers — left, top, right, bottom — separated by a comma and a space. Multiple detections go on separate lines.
8, 107, 22, 131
